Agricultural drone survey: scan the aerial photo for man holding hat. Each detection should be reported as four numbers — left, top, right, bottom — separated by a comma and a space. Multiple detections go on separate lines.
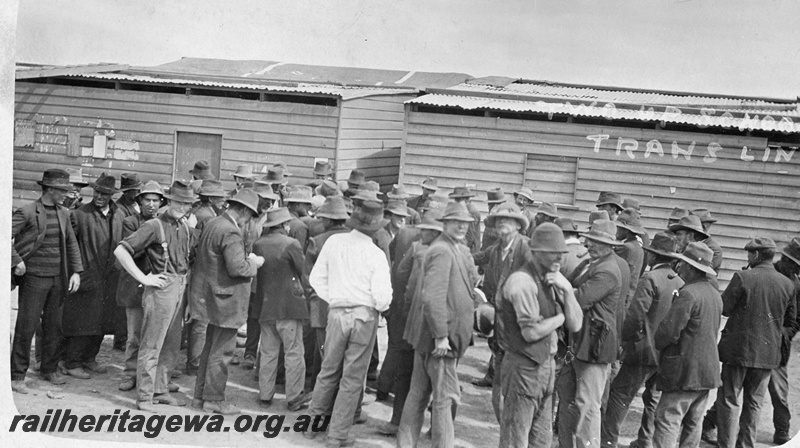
117, 173, 143, 219
449, 186, 482, 254
64, 167, 89, 210
398, 201, 482, 448
11, 169, 83, 392
189, 189, 265, 415
650, 242, 722, 448
62, 172, 124, 379
601, 232, 684, 448
407, 176, 438, 214
114, 180, 198, 412
557, 219, 623, 448
496, 223, 583, 448
595, 192, 624, 222
253, 207, 312, 411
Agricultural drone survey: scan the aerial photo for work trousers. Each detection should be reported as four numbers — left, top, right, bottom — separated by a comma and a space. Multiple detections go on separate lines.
652, 389, 709, 448
123, 306, 143, 378
716, 364, 771, 448
64, 334, 104, 369
11, 275, 64, 379
557, 358, 611, 448
193, 324, 238, 402
601, 363, 660, 448
492, 350, 506, 423
259, 319, 305, 403
768, 364, 790, 439
499, 352, 556, 448
244, 292, 260, 360
308, 306, 378, 443
137, 274, 185, 402
389, 349, 415, 425
186, 319, 208, 373
397, 351, 460, 448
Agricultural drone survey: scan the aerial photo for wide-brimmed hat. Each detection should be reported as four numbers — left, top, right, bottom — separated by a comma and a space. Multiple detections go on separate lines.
253, 181, 280, 201
316, 196, 350, 220
285, 185, 314, 204
474, 302, 495, 337
313, 160, 332, 176
227, 188, 260, 215
670, 242, 716, 276
581, 219, 623, 246
643, 232, 677, 257
233, 165, 254, 179
485, 202, 529, 231
262, 167, 287, 185
486, 187, 506, 204
119, 173, 143, 192
596, 191, 624, 210
513, 187, 534, 203
439, 201, 475, 222
555, 217, 578, 234
385, 200, 410, 217
37, 169, 72, 191
616, 208, 646, 235
264, 207, 293, 228
347, 200, 386, 233
386, 184, 411, 199
744, 237, 776, 251
353, 182, 381, 202
348, 169, 366, 186
416, 208, 444, 232
535, 202, 558, 218
530, 222, 569, 252
622, 198, 641, 211
449, 186, 476, 199
421, 194, 449, 212
315, 180, 340, 197
164, 180, 197, 203
690, 208, 718, 224
782, 237, 800, 266
198, 179, 227, 197
65, 168, 89, 188
421, 177, 438, 191
189, 160, 215, 180
588, 210, 610, 225
136, 180, 165, 199
89, 172, 118, 194
273, 162, 293, 177
668, 207, 689, 221
668, 215, 709, 239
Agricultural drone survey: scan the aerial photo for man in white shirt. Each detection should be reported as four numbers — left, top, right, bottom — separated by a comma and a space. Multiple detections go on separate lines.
306, 200, 392, 448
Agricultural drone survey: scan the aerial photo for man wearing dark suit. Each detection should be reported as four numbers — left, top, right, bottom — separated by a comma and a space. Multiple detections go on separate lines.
11, 169, 83, 393
189, 189, 264, 415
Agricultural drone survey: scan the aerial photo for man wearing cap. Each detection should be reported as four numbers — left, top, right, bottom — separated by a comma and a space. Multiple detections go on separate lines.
449, 186, 482, 254
64, 167, 89, 210
387, 184, 422, 226
114, 180, 198, 412
690, 208, 724, 272
305, 199, 392, 447
253, 207, 312, 412
384, 200, 410, 240
407, 176, 438, 214
115, 181, 165, 392
63, 172, 124, 379
480, 187, 507, 251
649, 242, 722, 448
398, 201, 482, 448
10, 169, 83, 392
601, 232, 684, 448
496, 223, 583, 448
342, 169, 366, 199
595, 192, 624, 222
557, 219, 623, 448
189, 189, 265, 415
712, 238, 794, 448
117, 173, 143, 219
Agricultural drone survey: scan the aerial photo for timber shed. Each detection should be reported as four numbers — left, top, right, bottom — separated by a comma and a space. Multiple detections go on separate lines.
13, 58, 471, 208
401, 77, 800, 286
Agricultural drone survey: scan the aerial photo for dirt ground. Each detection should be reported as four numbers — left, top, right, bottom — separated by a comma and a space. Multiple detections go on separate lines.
5, 298, 800, 448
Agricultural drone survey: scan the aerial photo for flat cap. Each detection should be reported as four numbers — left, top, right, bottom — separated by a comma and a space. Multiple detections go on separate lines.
744, 237, 776, 251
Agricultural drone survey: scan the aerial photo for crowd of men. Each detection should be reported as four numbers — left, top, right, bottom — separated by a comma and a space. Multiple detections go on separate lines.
10, 160, 800, 448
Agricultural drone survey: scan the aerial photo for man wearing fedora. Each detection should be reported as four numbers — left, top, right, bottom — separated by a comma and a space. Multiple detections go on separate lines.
513, 186, 536, 228
191, 180, 227, 232
387, 184, 421, 226
11, 169, 83, 392
306, 199, 392, 447
342, 169, 366, 199
64, 167, 89, 210
398, 201, 482, 448
449, 186, 482, 254
253, 207, 312, 412
595, 192, 624, 222
384, 200, 410, 240
62, 172, 124, 379
531, 201, 558, 234
495, 223, 583, 448
557, 219, 623, 448
555, 218, 587, 279
307, 160, 333, 189
615, 208, 646, 308
230, 164, 255, 197
690, 208, 724, 272
189, 188, 264, 415
407, 176, 438, 214
601, 232, 684, 448
285, 185, 314, 252
480, 187, 508, 251
117, 173, 143, 219
114, 180, 198, 412
649, 242, 722, 448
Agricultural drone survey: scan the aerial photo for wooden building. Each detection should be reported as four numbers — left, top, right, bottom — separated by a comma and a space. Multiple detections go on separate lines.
401, 77, 800, 286
13, 58, 470, 208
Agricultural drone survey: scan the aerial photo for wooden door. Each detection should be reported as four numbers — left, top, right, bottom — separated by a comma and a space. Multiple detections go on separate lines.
174, 131, 222, 181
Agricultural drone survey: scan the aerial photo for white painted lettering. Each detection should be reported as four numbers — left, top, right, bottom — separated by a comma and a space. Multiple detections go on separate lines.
671, 141, 695, 160
616, 138, 639, 159
644, 140, 664, 158
699, 108, 716, 128
778, 117, 795, 133
738, 113, 760, 132
704, 142, 722, 163
761, 115, 776, 132
660, 106, 682, 127
720, 112, 734, 128
740, 146, 754, 162
775, 147, 796, 163
586, 134, 610, 153
762, 146, 771, 162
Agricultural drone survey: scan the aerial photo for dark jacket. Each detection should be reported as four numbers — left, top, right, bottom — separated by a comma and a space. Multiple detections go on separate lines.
304, 224, 350, 328
407, 194, 431, 215
390, 226, 421, 272
390, 241, 428, 352
193, 203, 218, 232
253, 228, 309, 322
560, 238, 588, 279
473, 232, 530, 304
613, 253, 632, 353
116, 195, 139, 220
702, 236, 724, 272
621, 263, 684, 366
655, 278, 722, 392
464, 203, 481, 254
570, 251, 622, 364
115, 213, 150, 307
774, 260, 800, 366
718, 261, 794, 369
615, 238, 644, 308
288, 213, 309, 252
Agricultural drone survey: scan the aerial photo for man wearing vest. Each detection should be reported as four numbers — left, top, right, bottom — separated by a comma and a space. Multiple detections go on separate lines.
114, 180, 198, 412
496, 223, 583, 447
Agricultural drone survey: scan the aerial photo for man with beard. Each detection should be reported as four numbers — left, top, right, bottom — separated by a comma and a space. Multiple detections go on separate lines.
480, 187, 508, 251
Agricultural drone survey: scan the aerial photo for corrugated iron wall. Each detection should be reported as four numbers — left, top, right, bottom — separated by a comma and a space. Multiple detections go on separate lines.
400, 109, 800, 288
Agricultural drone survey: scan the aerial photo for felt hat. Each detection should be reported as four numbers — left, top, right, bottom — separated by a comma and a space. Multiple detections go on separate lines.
616, 208, 646, 235
449, 186, 476, 199
596, 191, 624, 210
311, 195, 325, 212
347, 200, 386, 233
668, 215, 709, 239
164, 180, 197, 203
670, 242, 716, 276
421, 177, 438, 191
555, 217, 578, 234
253, 181, 280, 201
313, 161, 332, 176
272, 162, 292, 177
37, 169, 72, 191
119, 173, 143, 192
513, 187, 534, 203
360, 181, 380, 192
347, 169, 366, 186
473, 302, 495, 337
136, 180, 165, 199
233, 165, 255, 179
485, 202, 529, 232
316, 196, 350, 220
352, 190, 382, 203
198, 179, 227, 197
486, 187, 506, 204
668, 207, 689, 221
264, 207, 294, 228
189, 160, 215, 180
439, 201, 474, 222
581, 219, 623, 246
89, 172, 118, 194
262, 167, 287, 184
386, 184, 411, 199
285, 185, 314, 204
385, 200, 410, 217
65, 168, 89, 188
530, 222, 569, 252
535, 202, 558, 218
622, 198, 641, 211
781, 237, 800, 266
643, 232, 678, 257
416, 208, 444, 232
744, 237, 777, 251
227, 188, 260, 215
588, 210, 610, 225
421, 194, 449, 212
315, 179, 341, 197
690, 208, 718, 224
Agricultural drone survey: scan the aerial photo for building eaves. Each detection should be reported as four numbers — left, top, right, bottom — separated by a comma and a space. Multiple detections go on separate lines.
15, 62, 130, 80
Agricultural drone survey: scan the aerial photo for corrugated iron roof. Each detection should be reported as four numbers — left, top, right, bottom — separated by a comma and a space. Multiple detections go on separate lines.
15, 62, 130, 80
